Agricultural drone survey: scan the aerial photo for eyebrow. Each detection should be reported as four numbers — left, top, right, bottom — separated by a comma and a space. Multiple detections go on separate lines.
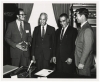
60, 20, 66, 22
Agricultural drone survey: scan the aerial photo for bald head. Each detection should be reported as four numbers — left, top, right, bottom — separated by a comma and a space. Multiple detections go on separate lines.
39, 13, 48, 26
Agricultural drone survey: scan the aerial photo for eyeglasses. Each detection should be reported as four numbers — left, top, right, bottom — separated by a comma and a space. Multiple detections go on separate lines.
19, 14, 26, 16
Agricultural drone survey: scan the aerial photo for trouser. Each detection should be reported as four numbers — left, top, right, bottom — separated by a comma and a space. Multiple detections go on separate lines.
76, 66, 91, 76
56, 58, 76, 74
36, 52, 50, 71
12, 54, 30, 67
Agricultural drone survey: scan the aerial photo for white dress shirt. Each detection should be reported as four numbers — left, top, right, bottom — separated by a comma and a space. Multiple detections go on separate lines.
16, 19, 24, 31
81, 21, 87, 28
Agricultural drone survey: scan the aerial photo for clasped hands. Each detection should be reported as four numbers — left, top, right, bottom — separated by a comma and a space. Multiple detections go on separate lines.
16, 41, 29, 51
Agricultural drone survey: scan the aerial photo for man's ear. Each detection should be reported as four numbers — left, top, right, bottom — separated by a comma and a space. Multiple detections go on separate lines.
17, 15, 19, 18
67, 19, 69, 23
81, 14, 85, 19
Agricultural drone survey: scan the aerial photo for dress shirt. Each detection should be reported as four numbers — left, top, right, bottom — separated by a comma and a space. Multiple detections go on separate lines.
16, 19, 24, 31
60, 24, 69, 39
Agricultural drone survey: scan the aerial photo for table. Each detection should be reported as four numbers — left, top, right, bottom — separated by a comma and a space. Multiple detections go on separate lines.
3, 66, 96, 78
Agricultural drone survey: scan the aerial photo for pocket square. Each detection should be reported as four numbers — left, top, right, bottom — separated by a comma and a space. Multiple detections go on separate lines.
26, 30, 29, 33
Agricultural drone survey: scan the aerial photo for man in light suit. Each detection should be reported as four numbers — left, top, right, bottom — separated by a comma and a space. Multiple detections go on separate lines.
75, 8, 94, 76
31, 13, 56, 71
53, 13, 77, 74
5, 8, 31, 67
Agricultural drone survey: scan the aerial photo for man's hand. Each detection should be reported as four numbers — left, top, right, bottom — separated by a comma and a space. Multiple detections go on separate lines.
16, 42, 27, 51
32, 56, 36, 64
78, 63, 84, 69
53, 57, 56, 64
65, 58, 72, 64
50, 58, 53, 63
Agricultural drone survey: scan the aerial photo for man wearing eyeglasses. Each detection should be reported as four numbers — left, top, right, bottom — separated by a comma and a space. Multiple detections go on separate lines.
54, 13, 77, 75
5, 8, 31, 67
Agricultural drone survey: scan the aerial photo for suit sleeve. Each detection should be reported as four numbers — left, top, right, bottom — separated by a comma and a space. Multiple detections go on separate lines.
28, 23, 32, 43
69, 28, 78, 59
80, 28, 94, 64
31, 28, 36, 56
51, 28, 56, 57
5, 24, 17, 48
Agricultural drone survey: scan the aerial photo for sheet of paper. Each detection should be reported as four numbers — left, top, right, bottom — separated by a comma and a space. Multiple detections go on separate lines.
35, 69, 54, 77
11, 75, 18, 79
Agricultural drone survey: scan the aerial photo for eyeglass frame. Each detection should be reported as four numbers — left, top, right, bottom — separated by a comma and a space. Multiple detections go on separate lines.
18, 14, 26, 16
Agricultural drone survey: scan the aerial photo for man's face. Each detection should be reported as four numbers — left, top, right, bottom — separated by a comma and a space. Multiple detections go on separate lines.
60, 16, 68, 28
39, 14, 47, 26
17, 11, 26, 21
76, 12, 82, 23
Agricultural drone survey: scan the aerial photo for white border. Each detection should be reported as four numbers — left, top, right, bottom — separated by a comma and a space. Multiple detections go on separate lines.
0, 0, 99, 82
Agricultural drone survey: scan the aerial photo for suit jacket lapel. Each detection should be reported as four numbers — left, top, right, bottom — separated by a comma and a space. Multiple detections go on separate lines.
79, 22, 89, 34
61, 26, 70, 41
76, 22, 89, 44
23, 22, 26, 35
45, 25, 49, 36
38, 25, 43, 42
14, 21, 21, 37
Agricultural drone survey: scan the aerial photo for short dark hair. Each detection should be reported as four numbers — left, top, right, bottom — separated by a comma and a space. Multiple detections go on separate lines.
59, 13, 68, 19
75, 8, 89, 19
16, 8, 23, 15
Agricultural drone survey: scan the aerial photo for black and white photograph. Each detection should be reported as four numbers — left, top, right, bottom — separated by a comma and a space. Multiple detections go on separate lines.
1, 0, 98, 81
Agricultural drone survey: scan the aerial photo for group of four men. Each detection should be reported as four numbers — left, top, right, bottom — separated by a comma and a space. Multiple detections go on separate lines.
5, 8, 94, 77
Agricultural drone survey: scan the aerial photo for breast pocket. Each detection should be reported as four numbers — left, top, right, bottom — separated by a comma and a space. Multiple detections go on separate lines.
45, 34, 51, 38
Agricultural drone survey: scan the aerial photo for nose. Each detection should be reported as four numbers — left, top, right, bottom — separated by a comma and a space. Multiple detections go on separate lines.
41, 20, 44, 22
61, 22, 64, 25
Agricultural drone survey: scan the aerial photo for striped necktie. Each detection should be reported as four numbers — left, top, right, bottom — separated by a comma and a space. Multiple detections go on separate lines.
42, 26, 45, 38
60, 28, 64, 40
20, 22, 24, 38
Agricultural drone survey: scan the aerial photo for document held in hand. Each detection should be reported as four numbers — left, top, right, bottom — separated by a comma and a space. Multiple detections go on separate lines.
35, 69, 54, 77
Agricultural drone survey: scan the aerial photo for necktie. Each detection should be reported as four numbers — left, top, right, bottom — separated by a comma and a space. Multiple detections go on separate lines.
60, 28, 64, 40
20, 22, 23, 38
42, 26, 45, 38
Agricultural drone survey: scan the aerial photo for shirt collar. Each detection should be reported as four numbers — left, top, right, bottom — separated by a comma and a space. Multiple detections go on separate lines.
81, 21, 87, 28
62, 24, 69, 31
41, 24, 47, 28
16, 19, 24, 24
16, 19, 20, 23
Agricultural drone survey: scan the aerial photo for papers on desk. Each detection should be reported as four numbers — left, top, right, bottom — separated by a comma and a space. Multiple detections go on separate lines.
3, 65, 18, 75
35, 69, 54, 77
11, 75, 18, 79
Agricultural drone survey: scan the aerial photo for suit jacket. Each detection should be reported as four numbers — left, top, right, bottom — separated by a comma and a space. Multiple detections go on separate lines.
5, 20, 31, 58
31, 25, 56, 60
56, 26, 77, 62
75, 22, 94, 67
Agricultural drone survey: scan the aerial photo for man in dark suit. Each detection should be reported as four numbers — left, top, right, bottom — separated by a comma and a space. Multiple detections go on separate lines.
31, 13, 56, 71
5, 8, 31, 67
75, 8, 94, 76
53, 13, 77, 74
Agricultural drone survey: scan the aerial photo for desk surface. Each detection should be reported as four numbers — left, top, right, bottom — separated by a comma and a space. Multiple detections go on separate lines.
3, 66, 96, 78
3, 65, 18, 75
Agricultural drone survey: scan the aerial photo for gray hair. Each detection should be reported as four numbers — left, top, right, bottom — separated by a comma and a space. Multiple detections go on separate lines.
39, 12, 48, 20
